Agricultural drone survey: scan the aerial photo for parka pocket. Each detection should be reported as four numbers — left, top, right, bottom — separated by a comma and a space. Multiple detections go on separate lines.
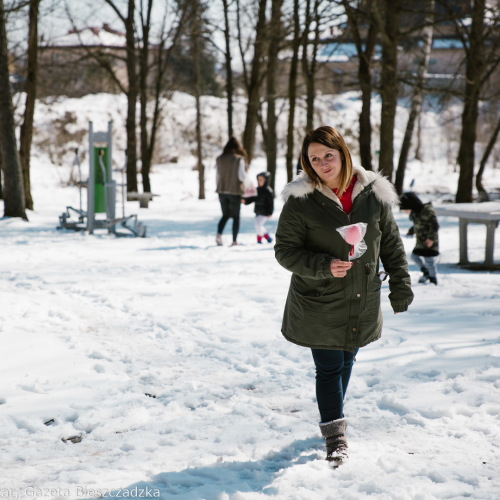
369, 275, 382, 293
291, 274, 340, 297
288, 283, 348, 331
361, 262, 382, 314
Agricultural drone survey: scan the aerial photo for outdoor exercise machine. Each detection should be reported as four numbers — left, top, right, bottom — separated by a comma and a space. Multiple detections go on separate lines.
58, 121, 146, 237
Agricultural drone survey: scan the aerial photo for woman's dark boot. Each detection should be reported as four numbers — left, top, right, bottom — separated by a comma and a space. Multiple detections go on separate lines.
319, 418, 348, 465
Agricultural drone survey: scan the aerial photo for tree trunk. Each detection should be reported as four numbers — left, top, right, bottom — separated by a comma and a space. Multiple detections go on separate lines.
414, 111, 423, 161
0, 0, 27, 219
358, 36, 376, 171
138, 2, 190, 195
125, 0, 138, 193
456, 0, 485, 203
395, 0, 434, 194
302, 0, 312, 131
104, 0, 139, 192
0, 144, 4, 199
265, 0, 283, 192
242, 0, 267, 163
285, 0, 301, 182
344, 0, 378, 171
476, 114, 500, 197
375, 0, 402, 180
139, 0, 153, 194
19, 0, 40, 211
222, 0, 233, 138
302, 0, 320, 132
192, 0, 205, 199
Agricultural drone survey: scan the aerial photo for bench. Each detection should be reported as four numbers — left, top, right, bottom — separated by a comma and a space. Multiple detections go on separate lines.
434, 202, 500, 269
478, 191, 500, 202
126, 192, 158, 208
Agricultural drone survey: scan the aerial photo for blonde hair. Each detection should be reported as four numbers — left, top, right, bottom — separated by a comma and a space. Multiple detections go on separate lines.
300, 126, 353, 195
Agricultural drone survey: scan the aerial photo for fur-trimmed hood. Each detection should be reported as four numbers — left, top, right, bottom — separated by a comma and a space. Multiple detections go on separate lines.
281, 166, 399, 208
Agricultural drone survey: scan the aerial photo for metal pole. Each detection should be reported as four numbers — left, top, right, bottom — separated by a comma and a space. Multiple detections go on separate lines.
74, 148, 82, 214
98, 151, 108, 215
87, 122, 95, 234
121, 149, 127, 218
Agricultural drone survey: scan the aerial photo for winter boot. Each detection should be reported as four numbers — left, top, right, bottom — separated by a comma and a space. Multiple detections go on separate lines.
257, 235, 263, 244
429, 276, 438, 285
319, 418, 348, 465
264, 233, 273, 243
418, 266, 430, 283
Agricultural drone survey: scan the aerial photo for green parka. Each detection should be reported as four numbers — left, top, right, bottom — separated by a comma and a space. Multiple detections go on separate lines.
275, 166, 414, 352
409, 203, 440, 257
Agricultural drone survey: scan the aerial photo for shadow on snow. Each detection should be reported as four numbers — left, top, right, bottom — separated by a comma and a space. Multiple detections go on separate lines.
87, 437, 321, 499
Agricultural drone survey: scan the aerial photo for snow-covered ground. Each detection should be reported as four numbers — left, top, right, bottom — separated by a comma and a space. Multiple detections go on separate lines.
1, 92, 500, 499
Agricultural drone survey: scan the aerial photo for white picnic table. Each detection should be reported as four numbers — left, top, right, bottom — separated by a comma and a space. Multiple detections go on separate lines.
434, 202, 500, 269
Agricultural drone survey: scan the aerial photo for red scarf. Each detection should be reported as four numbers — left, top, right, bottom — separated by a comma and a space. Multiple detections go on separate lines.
333, 175, 357, 214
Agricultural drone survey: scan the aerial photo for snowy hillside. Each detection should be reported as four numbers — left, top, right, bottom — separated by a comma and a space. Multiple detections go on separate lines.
1, 92, 499, 499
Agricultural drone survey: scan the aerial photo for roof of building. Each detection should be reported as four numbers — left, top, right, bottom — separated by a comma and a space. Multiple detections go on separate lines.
40, 24, 125, 48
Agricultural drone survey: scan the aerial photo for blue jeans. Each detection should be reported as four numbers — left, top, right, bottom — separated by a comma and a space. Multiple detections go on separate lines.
411, 252, 437, 278
311, 348, 358, 423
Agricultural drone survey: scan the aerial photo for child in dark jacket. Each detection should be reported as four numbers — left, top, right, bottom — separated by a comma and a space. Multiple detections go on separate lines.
243, 172, 274, 243
400, 192, 440, 285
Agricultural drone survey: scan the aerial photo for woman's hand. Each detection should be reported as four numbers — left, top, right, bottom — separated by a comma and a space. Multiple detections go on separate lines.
330, 259, 352, 278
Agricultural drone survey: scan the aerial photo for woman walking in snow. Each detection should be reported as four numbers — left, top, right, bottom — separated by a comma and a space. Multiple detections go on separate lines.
274, 126, 414, 465
215, 137, 248, 246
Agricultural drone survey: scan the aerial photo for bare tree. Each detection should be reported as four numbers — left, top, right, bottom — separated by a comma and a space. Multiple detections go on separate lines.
371, 0, 403, 180
285, 0, 301, 182
476, 113, 500, 198
101, 0, 138, 193
302, 0, 321, 132
341, 0, 378, 171
138, 0, 154, 194
18, 0, 39, 211
222, 0, 234, 138
265, 0, 283, 191
190, 0, 206, 199
456, 1, 485, 202
240, 0, 268, 163
394, 0, 434, 194
137, 0, 189, 194
0, 0, 27, 219
451, 0, 500, 202
0, 148, 3, 200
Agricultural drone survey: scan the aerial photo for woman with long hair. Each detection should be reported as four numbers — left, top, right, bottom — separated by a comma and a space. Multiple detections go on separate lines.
215, 137, 248, 246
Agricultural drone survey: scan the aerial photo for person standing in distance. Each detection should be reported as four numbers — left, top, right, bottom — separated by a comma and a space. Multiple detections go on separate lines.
274, 126, 414, 465
215, 137, 248, 246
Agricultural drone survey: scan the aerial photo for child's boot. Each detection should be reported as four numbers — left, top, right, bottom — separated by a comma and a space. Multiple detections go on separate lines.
264, 233, 273, 243
257, 235, 263, 244
418, 266, 430, 283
